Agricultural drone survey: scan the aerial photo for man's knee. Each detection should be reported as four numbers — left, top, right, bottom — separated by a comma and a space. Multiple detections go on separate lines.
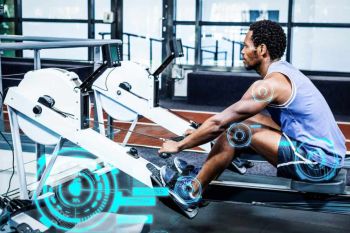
212, 132, 235, 154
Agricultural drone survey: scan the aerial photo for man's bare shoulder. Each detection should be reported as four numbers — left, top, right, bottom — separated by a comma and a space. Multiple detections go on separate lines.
265, 72, 293, 104
249, 73, 292, 104
265, 72, 291, 87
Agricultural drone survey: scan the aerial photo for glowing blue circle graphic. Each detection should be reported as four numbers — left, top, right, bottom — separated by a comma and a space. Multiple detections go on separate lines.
33, 147, 120, 232
174, 176, 202, 204
251, 82, 274, 103
57, 172, 95, 208
226, 123, 252, 148
294, 139, 340, 182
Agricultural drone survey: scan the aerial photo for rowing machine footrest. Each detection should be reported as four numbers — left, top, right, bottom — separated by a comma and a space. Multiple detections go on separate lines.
291, 169, 347, 194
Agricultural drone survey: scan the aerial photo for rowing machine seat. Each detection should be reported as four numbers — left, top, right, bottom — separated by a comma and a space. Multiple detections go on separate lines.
291, 169, 347, 194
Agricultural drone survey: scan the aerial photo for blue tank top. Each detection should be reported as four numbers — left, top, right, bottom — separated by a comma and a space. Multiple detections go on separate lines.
265, 61, 346, 168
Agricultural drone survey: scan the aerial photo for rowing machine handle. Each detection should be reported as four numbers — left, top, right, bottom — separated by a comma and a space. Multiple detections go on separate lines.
169, 136, 185, 142
159, 152, 172, 159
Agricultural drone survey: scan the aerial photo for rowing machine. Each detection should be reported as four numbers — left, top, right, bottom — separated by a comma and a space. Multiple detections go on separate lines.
202, 166, 350, 215
4, 68, 199, 224
80, 39, 211, 152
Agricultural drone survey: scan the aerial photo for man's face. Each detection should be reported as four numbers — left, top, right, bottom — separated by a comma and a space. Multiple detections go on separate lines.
241, 30, 261, 71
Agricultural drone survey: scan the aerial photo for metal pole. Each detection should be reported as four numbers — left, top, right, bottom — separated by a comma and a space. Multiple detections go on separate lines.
88, 0, 95, 61
33, 49, 41, 70
35, 143, 46, 181
150, 39, 153, 68
91, 92, 100, 132
214, 40, 218, 63
186, 47, 189, 63
231, 41, 235, 67
107, 116, 114, 140
15, 0, 23, 57
93, 46, 101, 71
224, 51, 227, 66
128, 34, 131, 60
0, 51, 3, 94
121, 116, 138, 147
0, 40, 122, 51
112, 0, 123, 42
0, 51, 4, 131
33, 49, 45, 183
93, 90, 106, 134
8, 107, 29, 199
194, 0, 202, 65
33, 138, 65, 199
286, 0, 294, 62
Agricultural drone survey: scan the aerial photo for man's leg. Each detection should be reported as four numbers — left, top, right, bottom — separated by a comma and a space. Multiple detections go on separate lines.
194, 114, 282, 193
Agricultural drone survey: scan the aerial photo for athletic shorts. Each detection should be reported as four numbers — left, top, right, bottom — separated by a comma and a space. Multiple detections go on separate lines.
276, 134, 341, 183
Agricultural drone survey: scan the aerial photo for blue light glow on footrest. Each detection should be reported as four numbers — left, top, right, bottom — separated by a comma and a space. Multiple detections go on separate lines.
132, 187, 169, 197
119, 197, 156, 206
117, 214, 153, 224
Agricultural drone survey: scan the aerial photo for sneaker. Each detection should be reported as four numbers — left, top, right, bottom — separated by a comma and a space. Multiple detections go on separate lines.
229, 157, 254, 175
160, 165, 200, 208
173, 157, 201, 177
173, 160, 209, 208
173, 177, 200, 208
160, 165, 179, 188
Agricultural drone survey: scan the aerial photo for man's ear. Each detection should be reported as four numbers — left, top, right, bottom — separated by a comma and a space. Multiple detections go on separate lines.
259, 44, 268, 56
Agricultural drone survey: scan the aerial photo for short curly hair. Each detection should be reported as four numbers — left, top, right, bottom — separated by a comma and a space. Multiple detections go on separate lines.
249, 20, 286, 60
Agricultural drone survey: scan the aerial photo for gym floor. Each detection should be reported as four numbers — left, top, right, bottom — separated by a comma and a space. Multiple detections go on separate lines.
143, 199, 350, 233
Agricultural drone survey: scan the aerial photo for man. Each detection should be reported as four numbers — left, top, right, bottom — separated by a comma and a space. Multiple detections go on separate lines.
159, 20, 346, 205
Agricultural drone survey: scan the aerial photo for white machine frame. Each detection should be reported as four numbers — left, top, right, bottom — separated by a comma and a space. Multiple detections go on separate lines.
5, 77, 154, 200
92, 62, 211, 152
88, 38, 210, 152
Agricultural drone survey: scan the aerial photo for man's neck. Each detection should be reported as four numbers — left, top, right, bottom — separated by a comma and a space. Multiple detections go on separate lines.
257, 58, 280, 78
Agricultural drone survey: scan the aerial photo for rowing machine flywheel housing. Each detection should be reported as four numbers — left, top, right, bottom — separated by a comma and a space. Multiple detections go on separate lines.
12, 68, 85, 145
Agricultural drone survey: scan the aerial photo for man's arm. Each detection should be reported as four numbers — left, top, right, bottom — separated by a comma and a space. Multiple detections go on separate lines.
159, 76, 282, 154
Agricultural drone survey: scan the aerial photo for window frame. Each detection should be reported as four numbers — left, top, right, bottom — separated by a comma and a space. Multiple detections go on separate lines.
174, 0, 350, 77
